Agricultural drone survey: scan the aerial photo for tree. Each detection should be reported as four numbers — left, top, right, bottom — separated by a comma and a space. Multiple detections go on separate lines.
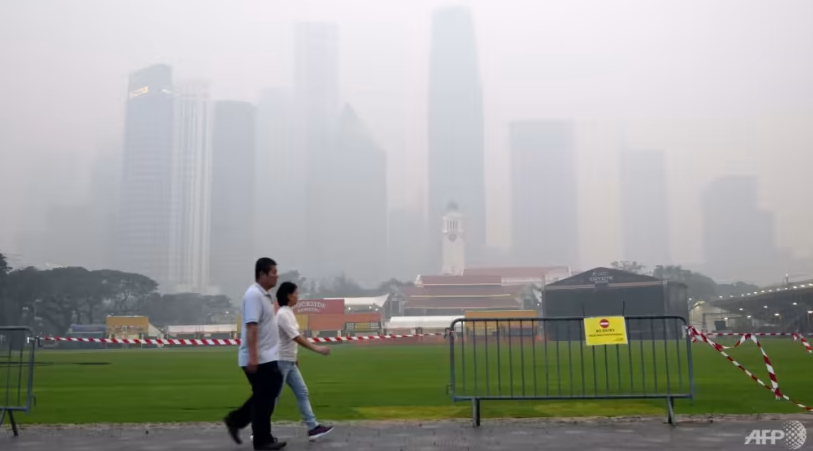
2, 267, 45, 328
142, 292, 232, 326
278, 270, 308, 291
311, 274, 366, 297
611, 261, 646, 274
374, 278, 414, 294
0, 252, 12, 325
0, 251, 9, 275
717, 281, 760, 297
652, 265, 718, 302
98, 270, 159, 315
304, 274, 412, 298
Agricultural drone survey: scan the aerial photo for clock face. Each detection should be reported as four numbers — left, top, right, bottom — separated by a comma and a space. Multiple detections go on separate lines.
448, 233, 457, 242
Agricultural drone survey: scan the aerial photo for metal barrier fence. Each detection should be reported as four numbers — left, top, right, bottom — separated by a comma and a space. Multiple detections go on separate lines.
0, 326, 36, 436
449, 316, 694, 426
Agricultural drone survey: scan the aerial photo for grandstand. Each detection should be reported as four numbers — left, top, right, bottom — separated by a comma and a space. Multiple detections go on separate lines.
706, 280, 813, 333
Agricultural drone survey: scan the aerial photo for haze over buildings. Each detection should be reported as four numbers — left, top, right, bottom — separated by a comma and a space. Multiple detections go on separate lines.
427, 5, 486, 271
620, 149, 670, 267
2, 0, 813, 290
209, 101, 257, 300
509, 120, 578, 268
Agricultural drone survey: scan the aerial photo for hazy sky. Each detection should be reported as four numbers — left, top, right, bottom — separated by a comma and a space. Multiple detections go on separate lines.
2, 0, 813, 273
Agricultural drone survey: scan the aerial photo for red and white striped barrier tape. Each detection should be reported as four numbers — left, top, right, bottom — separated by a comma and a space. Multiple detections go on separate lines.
793, 334, 813, 353
40, 332, 446, 346
691, 331, 812, 355
687, 326, 813, 411
703, 332, 813, 337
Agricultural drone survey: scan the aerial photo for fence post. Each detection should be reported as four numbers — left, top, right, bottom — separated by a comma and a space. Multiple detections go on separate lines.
0, 326, 36, 437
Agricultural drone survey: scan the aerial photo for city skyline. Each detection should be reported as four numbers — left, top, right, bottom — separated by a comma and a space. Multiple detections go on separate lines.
3, 1, 813, 288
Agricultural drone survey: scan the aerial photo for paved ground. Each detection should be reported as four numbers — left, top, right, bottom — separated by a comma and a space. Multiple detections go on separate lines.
2, 416, 812, 450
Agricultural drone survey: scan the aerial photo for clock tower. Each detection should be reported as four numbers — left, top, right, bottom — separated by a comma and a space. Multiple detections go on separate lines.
442, 202, 466, 275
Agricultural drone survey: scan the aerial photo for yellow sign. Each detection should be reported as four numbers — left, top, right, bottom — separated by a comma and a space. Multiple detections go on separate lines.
106, 316, 150, 339
583, 316, 628, 346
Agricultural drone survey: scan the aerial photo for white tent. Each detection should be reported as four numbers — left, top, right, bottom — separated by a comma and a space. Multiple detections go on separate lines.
385, 316, 462, 331
340, 294, 389, 308
166, 324, 237, 335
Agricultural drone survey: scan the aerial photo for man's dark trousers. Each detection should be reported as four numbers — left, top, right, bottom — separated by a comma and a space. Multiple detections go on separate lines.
226, 361, 284, 448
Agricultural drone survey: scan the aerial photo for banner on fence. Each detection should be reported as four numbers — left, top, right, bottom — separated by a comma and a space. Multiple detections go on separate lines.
584, 316, 628, 346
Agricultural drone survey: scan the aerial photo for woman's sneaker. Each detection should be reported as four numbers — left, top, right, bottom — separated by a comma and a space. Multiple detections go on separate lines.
308, 425, 334, 441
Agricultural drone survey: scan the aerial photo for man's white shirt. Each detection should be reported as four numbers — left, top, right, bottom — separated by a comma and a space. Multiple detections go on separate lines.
238, 283, 280, 367
276, 306, 300, 362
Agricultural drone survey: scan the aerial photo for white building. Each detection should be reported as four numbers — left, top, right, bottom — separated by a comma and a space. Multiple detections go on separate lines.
168, 81, 213, 293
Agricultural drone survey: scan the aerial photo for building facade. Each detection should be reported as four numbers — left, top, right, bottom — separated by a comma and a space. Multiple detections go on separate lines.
509, 120, 578, 268
115, 64, 175, 287
255, 88, 306, 271
168, 81, 212, 293
702, 175, 779, 284
427, 5, 486, 270
209, 101, 257, 300
619, 149, 670, 267
295, 22, 341, 279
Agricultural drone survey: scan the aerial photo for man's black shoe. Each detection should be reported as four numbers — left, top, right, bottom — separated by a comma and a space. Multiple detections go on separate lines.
253, 440, 287, 450
223, 417, 241, 445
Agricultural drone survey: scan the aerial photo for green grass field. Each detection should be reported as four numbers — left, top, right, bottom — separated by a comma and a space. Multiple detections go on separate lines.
2, 338, 813, 424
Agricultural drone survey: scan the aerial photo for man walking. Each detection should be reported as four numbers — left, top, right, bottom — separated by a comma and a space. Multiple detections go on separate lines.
224, 258, 286, 450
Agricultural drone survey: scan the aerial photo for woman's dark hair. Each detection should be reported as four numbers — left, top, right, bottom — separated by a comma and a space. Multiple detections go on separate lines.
276, 281, 298, 306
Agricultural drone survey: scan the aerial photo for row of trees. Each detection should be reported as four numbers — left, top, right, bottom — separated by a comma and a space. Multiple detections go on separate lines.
2, 250, 759, 334
279, 270, 413, 298
0, 252, 412, 335
0, 258, 232, 334
610, 261, 759, 308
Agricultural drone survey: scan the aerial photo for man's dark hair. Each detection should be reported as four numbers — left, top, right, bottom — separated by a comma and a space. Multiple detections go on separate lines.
255, 257, 277, 281
276, 282, 298, 306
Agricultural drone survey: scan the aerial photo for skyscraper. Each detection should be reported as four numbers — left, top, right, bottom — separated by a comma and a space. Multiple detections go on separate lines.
328, 105, 388, 285
168, 81, 212, 293
509, 121, 578, 267
702, 175, 778, 283
254, 88, 306, 271
427, 5, 486, 270
294, 22, 341, 279
115, 64, 174, 286
209, 101, 256, 300
619, 149, 670, 267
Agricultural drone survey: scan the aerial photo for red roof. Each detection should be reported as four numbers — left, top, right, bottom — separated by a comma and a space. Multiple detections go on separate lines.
418, 275, 501, 286
402, 285, 522, 298
405, 298, 522, 309
463, 267, 570, 278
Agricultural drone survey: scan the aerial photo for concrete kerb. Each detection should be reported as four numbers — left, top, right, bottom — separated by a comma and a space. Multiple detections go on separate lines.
4, 413, 813, 436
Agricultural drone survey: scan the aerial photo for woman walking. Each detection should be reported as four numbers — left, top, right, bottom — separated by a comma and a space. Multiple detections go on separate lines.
272, 282, 334, 441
